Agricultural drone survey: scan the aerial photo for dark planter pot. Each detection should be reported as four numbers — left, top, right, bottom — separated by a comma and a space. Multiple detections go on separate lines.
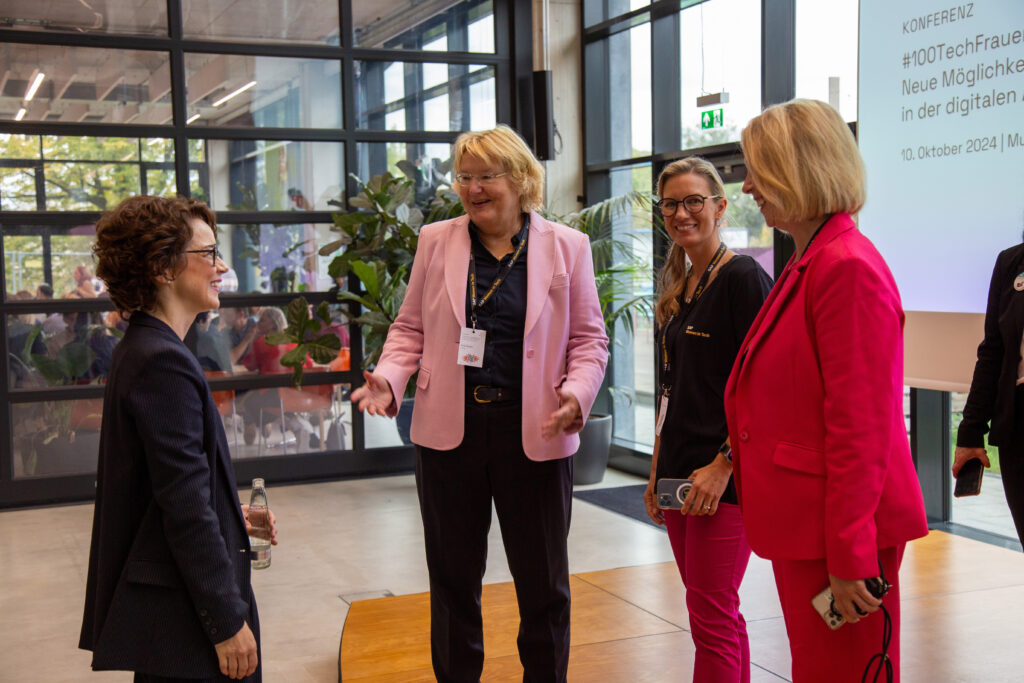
396, 397, 415, 445
573, 413, 612, 485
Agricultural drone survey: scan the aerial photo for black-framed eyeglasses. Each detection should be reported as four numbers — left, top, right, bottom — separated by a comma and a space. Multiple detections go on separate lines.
655, 194, 722, 217
186, 245, 222, 265
454, 171, 507, 186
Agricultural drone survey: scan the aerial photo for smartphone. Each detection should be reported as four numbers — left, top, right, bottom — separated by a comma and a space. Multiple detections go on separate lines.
811, 577, 889, 631
655, 478, 693, 510
954, 457, 984, 497
811, 586, 845, 630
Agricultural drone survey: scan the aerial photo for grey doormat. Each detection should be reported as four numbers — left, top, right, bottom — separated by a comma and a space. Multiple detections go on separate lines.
573, 484, 664, 531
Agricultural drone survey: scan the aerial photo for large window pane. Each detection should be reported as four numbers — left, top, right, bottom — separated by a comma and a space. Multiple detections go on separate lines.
584, 23, 651, 163
0, 166, 40, 211
0, 0, 167, 36
3, 226, 104, 301
221, 223, 340, 294
679, 0, 761, 147
0, 45, 171, 124
184, 54, 341, 129
190, 139, 343, 212
0, 135, 176, 212
355, 0, 494, 52
355, 142, 452, 204
181, 0, 339, 45
608, 164, 655, 451
355, 61, 495, 132
721, 180, 774, 271
0, 136, 176, 211
795, 0, 858, 122
584, 0, 650, 28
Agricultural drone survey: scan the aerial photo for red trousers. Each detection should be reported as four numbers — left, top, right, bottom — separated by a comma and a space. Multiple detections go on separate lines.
771, 544, 904, 683
665, 502, 752, 683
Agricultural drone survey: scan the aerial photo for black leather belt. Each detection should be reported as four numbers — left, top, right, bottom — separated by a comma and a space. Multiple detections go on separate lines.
470, 385, 518, 403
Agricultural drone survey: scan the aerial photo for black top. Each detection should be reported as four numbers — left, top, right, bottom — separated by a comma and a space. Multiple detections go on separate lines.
464, 220, 528, 392
959, 243, 1024, 448
656, 254, 773, 504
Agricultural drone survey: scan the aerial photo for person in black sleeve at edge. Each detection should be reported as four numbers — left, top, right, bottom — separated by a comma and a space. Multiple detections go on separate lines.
642, 157, 773, 682
955, 235, 1024, 546
80, 195, 277, 682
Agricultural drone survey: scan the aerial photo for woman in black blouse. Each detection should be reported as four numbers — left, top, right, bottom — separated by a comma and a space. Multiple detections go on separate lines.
643, 157, 772, 682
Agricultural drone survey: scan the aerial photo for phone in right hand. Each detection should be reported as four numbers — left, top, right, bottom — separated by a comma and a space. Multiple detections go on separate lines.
954, 457, 984, 497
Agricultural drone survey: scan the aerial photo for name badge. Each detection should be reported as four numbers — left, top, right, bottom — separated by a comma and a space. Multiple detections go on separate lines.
1014, 272, 1024, 292
457, 327, 486, 367
655, 395, 669, 436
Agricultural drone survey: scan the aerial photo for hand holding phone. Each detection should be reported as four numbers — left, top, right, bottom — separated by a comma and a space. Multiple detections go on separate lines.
812, 576, 890, 630
953, 457, 984, 497
655, 478, 693, 510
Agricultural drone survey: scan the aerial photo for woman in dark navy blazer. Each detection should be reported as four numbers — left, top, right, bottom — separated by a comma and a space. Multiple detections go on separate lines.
956, 242, 1024, 545
80, 195, 275, 682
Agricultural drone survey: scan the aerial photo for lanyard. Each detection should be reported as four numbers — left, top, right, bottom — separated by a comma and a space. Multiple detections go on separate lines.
468, 215, 529, 330
659, 242, 727, 397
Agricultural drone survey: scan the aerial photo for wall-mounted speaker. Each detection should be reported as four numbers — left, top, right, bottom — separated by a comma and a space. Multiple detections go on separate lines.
532, 70, 555, 160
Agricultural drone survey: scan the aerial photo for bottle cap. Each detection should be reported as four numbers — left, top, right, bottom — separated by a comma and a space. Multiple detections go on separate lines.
252, 478, 265, 488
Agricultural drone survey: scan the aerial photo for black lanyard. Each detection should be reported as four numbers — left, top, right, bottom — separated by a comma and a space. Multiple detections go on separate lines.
468, 215, 529, 330
659, 242, 727, 397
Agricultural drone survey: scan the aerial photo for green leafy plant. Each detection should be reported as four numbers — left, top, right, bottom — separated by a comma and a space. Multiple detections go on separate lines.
264, 297, 342, 387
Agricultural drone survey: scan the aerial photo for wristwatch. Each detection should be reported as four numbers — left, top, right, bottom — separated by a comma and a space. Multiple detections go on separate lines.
718, 442, 732, 463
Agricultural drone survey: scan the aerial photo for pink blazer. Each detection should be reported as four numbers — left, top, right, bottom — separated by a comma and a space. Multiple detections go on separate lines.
724, 213, 928, 580
374, 212, 609, 461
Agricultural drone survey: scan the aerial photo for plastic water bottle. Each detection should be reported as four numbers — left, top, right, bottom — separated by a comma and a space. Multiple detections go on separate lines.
248, 478, 271, 569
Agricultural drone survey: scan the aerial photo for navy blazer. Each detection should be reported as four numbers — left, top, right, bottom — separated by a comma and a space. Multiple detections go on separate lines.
79, 312, 259, 678
959, 244, 1024, 450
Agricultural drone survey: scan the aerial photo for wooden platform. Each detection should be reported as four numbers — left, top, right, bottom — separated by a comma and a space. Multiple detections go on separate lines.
339, 531, 1024, 681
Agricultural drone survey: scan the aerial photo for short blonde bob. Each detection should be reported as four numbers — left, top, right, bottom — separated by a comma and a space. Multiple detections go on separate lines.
741, 98, 865, 221
453, 125, 545, 212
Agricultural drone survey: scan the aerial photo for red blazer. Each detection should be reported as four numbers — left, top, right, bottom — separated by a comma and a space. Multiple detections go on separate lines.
724, 213, 928, 580
375, 212, 609, 461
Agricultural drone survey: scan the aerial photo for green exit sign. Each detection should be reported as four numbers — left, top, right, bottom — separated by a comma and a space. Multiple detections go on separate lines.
701, 109, 724, 129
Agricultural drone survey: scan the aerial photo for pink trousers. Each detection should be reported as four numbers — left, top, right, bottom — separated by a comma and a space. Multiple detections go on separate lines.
771, 544, 904, 683
665, 502, 752, 683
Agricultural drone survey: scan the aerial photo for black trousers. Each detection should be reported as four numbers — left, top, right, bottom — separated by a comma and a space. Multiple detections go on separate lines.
415, 400, 573, 683
998, 387, 1024, 545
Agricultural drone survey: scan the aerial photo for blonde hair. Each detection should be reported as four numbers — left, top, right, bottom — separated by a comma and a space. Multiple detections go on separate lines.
741, 98, 865, 222
453, 124, 544, 212
655, 157, 726, 327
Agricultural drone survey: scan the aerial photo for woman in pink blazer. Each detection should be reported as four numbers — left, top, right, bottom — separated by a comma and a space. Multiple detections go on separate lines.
725, 100, 928, 682
352, 125, 608, 682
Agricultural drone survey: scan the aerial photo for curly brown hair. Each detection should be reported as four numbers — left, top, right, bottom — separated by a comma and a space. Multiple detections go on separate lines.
93, 195, 217, 315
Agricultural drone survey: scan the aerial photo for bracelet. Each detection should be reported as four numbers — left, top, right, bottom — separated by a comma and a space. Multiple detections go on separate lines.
718, 442, 732, 463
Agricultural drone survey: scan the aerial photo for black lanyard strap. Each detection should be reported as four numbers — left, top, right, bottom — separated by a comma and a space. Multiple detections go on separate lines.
659, 242, 727, 395
468, 215, 529, 329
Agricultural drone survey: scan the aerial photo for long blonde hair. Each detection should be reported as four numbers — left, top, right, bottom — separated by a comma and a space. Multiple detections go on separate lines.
654, 157, 726, 327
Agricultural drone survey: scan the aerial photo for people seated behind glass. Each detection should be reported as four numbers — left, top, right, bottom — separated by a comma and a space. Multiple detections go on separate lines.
7, 291, 47, 388
222, 306, 257, 365
194, 311, 233, 373
237, 307, 316, 449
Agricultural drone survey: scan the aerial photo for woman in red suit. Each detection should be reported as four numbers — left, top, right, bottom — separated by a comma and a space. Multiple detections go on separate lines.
725, 99, 928, 682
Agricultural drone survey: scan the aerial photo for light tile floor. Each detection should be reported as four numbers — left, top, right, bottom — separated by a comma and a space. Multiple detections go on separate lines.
0, 469, 674, 682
